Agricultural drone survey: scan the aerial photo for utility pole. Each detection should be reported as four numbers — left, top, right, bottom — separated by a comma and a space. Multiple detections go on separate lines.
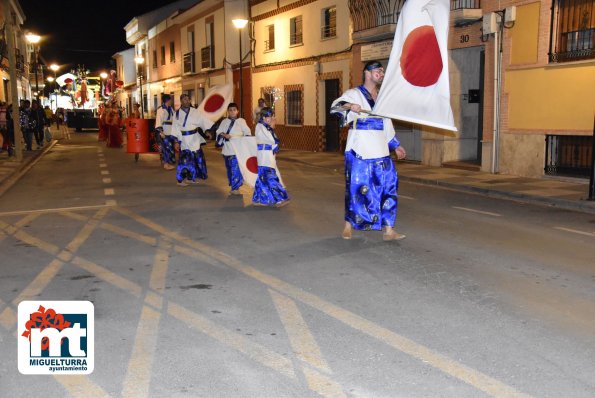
588, 114, 595, 201
3, 0, 23, 161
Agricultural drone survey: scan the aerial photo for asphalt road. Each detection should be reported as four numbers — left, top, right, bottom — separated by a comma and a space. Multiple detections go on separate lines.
0, 134, 594, 398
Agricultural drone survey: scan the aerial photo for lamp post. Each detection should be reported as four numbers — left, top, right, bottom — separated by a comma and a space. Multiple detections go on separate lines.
49, 64, 59, 112
100, 71, 108, 103
232, 19, 248, 117
25, 33, 41, 102
47, 76, 55, 112
134, 55, 145, 118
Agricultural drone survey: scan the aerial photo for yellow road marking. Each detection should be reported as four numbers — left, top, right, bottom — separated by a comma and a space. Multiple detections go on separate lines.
167, 301, 297, 381
0, 305, 17, 330
303, 366, 347, 398
12, 259, 63, 305
0, 204, 114, 217
72, 256, 143, 298
150, 240, 171, 293
117, 207, 531, 398
270, 289, 331, 373
122, 305, 162, 398
53, 375, 110, 398
104, 188, 115, 196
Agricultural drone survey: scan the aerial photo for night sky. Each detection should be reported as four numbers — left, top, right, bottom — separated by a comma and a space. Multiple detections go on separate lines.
20, 0, 170, 73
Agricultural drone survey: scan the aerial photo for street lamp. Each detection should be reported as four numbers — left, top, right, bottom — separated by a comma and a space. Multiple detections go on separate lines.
232, 18, 248, 117
134, 55, 145, 118
47, 76, 55, 111
25, 33, 41, 102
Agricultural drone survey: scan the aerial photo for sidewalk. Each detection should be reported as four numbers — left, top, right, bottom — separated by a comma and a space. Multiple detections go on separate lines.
0, 128, 60, 197
277, 150, 595, 214
1, 135, 593, 214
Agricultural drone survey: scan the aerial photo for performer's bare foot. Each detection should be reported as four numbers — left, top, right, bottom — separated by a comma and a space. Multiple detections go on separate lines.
177, 181, 188, 187
275, 199, 290, 208
163, 164, 175, 170
230, 190, 242, 195
187, 180, 199, 184
383, 227, 406, 241
341, 222, 352, 240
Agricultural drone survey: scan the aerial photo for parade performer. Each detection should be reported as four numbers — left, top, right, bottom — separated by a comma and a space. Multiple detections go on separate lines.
331, 60, 407, 241
98, 104, 108, 141
106, 104, 122, 148
155, 94, 176, 170
172, 93, 213, 186
252, 107, 289, 207
216, 102, 252, 194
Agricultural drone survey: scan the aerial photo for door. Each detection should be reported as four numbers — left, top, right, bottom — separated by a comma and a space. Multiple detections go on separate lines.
324, 79, 340, 151
450, 46, 484, 161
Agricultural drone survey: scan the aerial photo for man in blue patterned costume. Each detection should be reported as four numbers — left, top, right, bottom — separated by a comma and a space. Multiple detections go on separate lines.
172, 94, 213, 186
331, 60, 407, 241
155, 94, 176, 170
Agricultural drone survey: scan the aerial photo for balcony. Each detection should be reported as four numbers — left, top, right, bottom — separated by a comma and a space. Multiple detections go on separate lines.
201, 46, 214, 70
348, 0, 405, 43
451, 0, 482, 26
321, 25, 337, 40
183, 52, 195, 74
264, 40, 274, 51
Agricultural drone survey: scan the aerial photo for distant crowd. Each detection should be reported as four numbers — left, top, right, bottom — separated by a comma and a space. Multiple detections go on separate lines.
0, 100, 69, 155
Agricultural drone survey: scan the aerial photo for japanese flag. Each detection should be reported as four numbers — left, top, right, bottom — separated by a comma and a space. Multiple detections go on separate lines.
374, 0, 457, 131
229, 136, 258, 187
197, 84, 233, 122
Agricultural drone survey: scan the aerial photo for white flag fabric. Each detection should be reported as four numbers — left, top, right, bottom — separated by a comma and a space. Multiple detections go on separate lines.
229, 136, 258, 187
374, 0, 457, 131
197, 84, 233, 122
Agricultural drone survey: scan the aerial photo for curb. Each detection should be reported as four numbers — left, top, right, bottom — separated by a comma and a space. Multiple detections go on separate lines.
0, 140, 58, 198
278, 153, 595, 215
398, 176, 595, 215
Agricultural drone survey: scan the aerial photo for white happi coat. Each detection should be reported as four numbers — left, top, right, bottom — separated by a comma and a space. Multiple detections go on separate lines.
255, 123, 278, 168
216, 117, 252, 156
171, 107, 214, 151
155, 105, 174, 135
330, 87, 398, 159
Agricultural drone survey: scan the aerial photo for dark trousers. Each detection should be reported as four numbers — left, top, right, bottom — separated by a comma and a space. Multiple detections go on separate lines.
23, 128, 33, 150
34, 127, 44, 146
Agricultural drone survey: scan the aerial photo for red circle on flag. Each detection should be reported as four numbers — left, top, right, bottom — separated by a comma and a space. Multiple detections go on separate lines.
204, 94, 225, 113
246, 156, 258, 173
400, 25, 443, 87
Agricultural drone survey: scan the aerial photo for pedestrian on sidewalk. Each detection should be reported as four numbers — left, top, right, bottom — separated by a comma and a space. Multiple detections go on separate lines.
30, 100, 46, 149
331, 60, 407, 241
172, 93, 213, 186
20, 100, 33, 151
252, 107, 289, 207
155, 94, 176, 170
216, 102, 252, 194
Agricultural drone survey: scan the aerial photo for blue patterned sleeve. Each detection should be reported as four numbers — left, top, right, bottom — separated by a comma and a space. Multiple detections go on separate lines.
388, 135, 400, 152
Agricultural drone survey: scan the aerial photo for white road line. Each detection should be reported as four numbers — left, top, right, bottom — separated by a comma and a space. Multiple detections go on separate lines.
398, 195, 415, 200
331, 182, 343, 187
452, 206, 501, 217
553, 227, 595, 238
105, 199, 118, 206
99, 163, 107, 168
101, 170, 109, 175
104, 188, 115, 196
0, 204, 116, 216
102, 178, 112, 184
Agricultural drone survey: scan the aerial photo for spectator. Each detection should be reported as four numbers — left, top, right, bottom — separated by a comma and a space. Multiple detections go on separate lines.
20, 100, 33, 150
30, 100, 46, 148
253, 98, 266, 124
131, 103, 141, 118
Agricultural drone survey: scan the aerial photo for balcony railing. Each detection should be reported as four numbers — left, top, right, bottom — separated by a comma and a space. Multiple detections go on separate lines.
549, 0, 595, 62
321, 25, 337, 39
264, 40, 274, 51
201, 46, 214, 69
183, 52, 195, 74
290, 32, 303, 46
451, 0, 481, 10
545, 135, 593, 178
348, 0, 405, 33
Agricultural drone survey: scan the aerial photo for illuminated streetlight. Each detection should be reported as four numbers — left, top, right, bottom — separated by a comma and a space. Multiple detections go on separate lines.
50, 64, 59, 72
26, 32, 41, 102
47, 76, 54, 82
232, 19, 248, 117
100, 72, 108, 79
134, 56, 145, 117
